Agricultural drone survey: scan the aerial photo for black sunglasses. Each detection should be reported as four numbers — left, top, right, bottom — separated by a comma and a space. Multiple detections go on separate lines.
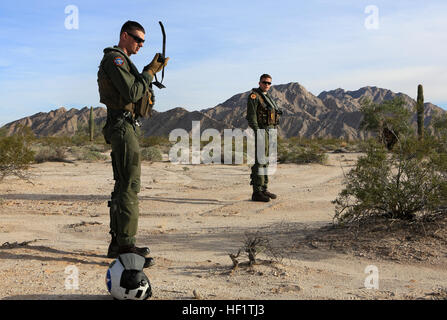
262, 81, 272, 85
127, 32, 145, 44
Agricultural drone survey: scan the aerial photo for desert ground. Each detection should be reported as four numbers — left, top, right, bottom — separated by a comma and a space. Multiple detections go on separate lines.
0, 152, 446, 300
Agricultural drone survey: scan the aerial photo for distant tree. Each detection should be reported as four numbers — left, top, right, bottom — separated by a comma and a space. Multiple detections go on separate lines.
359, 97, 412, 150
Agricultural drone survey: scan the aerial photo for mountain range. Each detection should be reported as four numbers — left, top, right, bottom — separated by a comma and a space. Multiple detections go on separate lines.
2, 83, 444, 140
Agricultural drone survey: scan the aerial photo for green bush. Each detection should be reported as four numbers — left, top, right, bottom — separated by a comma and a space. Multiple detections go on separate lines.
0, 127, 7, 137
72, 120, 107, 146
0, 135, 35, 181
278, 142, 328, 164
70, 146, 108, 161
333, 139, 447, 224
141, 146, 163, 162
140, 135, 170, 147
34, 145, 67, 163
38, 136, 71, 148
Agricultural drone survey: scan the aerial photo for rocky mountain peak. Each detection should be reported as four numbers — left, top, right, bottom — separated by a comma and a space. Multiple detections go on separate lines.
2, 83, 445, 140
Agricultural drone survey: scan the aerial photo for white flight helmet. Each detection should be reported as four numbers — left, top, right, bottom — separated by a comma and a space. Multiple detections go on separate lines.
106, 253, 152, 300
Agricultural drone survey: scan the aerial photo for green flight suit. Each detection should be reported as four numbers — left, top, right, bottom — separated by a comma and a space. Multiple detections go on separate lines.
246, 88, 281, 192
97, 46, 153, 246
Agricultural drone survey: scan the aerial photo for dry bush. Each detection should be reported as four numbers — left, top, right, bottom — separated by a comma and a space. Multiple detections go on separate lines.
0, 135, 35, 182
34, 145, 68, 163
229, 232, 285, 268
70, 145, 108, 161
278, 143, 328, 164
141, 146, 163, 162
333, 139, 447, 224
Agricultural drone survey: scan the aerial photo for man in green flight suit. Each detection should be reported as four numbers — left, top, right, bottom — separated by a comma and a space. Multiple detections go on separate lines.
97, 21, 169, 259
246, 74, 282, 202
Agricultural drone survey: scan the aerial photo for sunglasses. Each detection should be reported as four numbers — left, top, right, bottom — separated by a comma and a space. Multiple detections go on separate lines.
262, 81, 272, 85
127, 32, 145, 44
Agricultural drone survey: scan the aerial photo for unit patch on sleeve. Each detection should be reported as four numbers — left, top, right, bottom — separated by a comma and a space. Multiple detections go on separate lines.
114, 57, 124, 66
250, 93, 257, 100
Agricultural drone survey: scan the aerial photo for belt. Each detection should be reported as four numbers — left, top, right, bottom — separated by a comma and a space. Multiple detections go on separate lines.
107, 109, 141, 127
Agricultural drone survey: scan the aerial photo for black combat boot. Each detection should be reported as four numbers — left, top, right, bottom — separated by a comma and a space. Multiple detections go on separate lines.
118, 244, 151, 257
251, 191, 270, 202
143, 257, 156, 268
263, 190, 277, 199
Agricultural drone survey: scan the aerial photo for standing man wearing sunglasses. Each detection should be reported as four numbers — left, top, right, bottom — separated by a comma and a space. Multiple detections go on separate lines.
97, 20, 169, 260
246, 74, 282, 202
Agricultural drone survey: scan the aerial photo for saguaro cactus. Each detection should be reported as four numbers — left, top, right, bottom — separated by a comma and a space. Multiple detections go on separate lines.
89, 106, 94, 142
416, 84, 424, 140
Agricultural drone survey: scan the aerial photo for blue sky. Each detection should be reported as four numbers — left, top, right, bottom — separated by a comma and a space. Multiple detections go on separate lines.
0, 0, 446, 126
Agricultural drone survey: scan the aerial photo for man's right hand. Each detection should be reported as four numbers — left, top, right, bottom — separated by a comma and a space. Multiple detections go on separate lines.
144, 53, 169, 76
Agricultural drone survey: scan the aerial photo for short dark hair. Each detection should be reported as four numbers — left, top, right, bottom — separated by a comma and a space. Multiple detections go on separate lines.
260, 74, 272, 81
120, 20, 145, 35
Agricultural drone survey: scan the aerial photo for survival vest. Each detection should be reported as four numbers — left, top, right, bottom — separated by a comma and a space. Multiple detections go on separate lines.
97, 47, 154, 119
251, 88, 282, 126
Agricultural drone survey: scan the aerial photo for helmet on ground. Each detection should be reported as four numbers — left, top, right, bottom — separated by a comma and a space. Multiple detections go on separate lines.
106, 253, 152, 300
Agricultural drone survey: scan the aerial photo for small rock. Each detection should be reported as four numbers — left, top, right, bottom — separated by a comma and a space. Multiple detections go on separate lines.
193, 289, 203, 300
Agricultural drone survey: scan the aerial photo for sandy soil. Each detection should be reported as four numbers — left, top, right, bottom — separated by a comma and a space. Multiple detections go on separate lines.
0, 152, 446, 300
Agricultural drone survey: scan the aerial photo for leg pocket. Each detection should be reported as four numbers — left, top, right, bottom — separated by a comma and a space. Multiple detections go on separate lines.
131, 178, 141, 193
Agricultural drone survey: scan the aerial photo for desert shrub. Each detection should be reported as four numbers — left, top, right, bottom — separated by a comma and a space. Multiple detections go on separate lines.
0, 127, 7, 137
80, 150, 107, 161
140, 135, 170, 147
140, 135, 171, 155
283, 136, 359, 152
431, 111, 447, 153
72, 120, 107, 146
71, 130, 90, 146
278, 142, 327, 164
229, 232, 285, 268
0, 135, 35, 181
141, 146, 163, 162
70, 146, 108, 161
34, 145, 67, 163
333, 139, 447, 224
86, 143, 109, 153
38, 136, 72, 148
335, 96, 447, 225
